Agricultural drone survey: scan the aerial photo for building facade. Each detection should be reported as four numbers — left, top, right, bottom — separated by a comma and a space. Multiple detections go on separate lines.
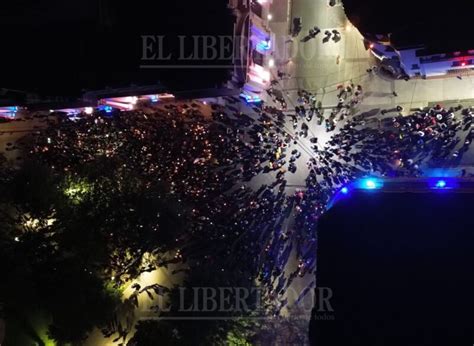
367, 36, 474, 79
229, 0, 275, 102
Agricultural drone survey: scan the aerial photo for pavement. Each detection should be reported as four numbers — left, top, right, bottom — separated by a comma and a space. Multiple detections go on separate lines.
265, 0, 474, 171
2, 1, 474, 343
0, 115, 52, 163
84, 260, 185, 346
258, 0, 474, 330
270, 0, 474, 110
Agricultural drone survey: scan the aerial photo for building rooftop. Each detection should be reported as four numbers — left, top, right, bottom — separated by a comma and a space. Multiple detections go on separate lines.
391, 22, 474, 54
344, 0, 474, 53
310, 190, 474, 345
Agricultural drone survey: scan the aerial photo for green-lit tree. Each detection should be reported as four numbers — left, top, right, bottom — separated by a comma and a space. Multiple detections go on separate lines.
38, 258, 121, 344
0, 151, 189, 344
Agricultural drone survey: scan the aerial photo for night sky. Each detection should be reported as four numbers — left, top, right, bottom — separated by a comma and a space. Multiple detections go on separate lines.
0, 1, 233, 97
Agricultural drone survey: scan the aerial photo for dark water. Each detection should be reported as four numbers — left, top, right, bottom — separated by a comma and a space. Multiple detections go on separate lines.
0, 1, 233, 97
310, 192, 474, 345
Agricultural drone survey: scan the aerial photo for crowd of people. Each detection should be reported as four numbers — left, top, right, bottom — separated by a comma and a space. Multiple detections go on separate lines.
256, 70, 474, 309
1, 69, 470, 320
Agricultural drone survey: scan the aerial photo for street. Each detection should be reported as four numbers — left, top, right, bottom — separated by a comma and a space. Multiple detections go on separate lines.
2, 1, 474, 345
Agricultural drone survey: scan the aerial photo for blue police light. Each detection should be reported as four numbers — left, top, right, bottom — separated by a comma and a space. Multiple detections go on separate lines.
340, 186, 349, 194
356, 178, 383, 190
240, 93, 250, 102
364, 179, 377, 189
428, 178, 458, 190
256, 40, 271, 51
240, 93, 262, 104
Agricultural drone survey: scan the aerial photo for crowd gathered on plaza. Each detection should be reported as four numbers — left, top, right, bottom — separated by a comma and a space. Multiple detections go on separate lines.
1, 70, 473, 317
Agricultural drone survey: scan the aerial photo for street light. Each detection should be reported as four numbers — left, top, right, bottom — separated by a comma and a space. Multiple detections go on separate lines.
268, 58, 275, 68
267, 13, 273, 21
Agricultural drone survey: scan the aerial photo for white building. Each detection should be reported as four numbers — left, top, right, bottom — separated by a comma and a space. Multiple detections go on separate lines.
229, 0, 275, 102
366, 29, 474, 79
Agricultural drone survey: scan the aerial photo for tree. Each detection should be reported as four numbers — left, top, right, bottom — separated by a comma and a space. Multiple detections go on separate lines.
127, 320, 180, 346
37, 258, 120, 344
0, 149, 190, 344
130, 260, 260, 346
8, 159, 61, 218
